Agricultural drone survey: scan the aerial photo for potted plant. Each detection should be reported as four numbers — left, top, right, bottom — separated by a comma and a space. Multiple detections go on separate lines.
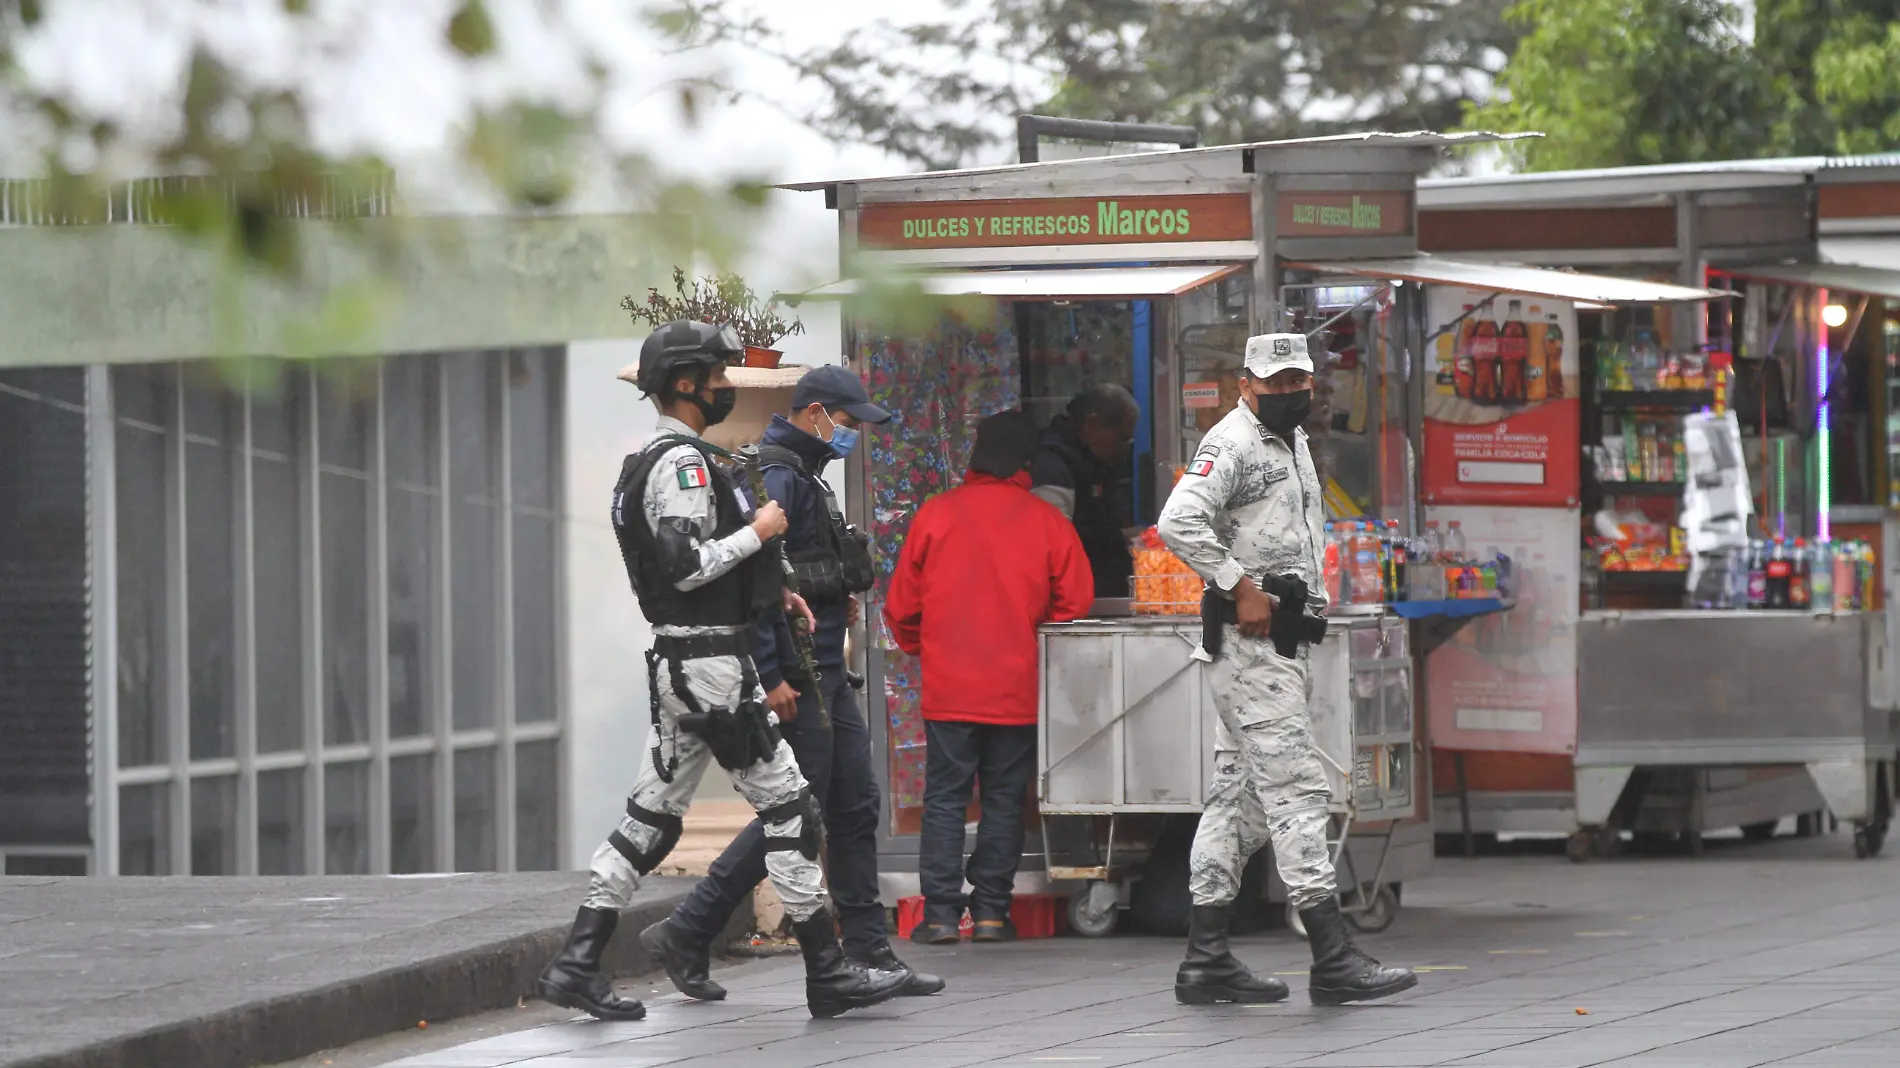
623, 267, 806, 368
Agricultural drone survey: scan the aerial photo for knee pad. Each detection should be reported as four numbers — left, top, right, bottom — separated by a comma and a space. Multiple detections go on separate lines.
608, 800, 684, 876
759, 788, 825, 862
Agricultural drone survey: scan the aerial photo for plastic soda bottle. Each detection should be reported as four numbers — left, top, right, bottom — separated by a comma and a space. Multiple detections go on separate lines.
1765, 536, 1791, 609
1791, 538, 1812, 609
1322, 520, 1343, 603
1810, 541, 1834, 612
1746, 539, 1767, 609
1445, 521, 1469, 597
1385, 520, 1407, 602
1836, 543, 1859, 610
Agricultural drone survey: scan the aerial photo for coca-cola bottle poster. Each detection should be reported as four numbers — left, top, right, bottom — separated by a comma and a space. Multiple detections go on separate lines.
1422, 286, 1580, 507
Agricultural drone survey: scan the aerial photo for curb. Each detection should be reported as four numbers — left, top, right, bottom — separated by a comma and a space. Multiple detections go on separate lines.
11, 892, 752, 1068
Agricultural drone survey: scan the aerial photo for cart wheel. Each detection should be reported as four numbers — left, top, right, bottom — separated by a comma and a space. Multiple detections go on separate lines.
1344, 886, 1399, 935
1566, 830, 1595, 865
1068, 887, 1119, 938
1742, 820, 1778, 843
1285, 902, 1309, 941
1854, 823, 1886, 859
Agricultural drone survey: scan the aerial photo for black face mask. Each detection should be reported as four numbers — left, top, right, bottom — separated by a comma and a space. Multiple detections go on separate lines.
690, 386, 739, 427
1252, 388, 1311, 437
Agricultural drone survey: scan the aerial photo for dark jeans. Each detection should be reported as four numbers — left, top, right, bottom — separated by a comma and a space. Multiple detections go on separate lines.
918, 719, 1038, 927
669, 670, 887, 956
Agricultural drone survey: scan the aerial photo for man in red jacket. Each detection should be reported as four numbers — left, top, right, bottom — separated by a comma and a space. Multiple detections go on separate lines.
885, 410, 1096, 944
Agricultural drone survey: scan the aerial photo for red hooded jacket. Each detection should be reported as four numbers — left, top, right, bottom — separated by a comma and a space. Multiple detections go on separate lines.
884, 470, 1097, 726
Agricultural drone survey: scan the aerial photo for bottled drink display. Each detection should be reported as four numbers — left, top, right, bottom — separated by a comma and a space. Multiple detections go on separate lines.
1595, 415, 1688, 483
1592, 337, 1713, 393
1733, 537, 1874, 612
1324, 517, 1510, 606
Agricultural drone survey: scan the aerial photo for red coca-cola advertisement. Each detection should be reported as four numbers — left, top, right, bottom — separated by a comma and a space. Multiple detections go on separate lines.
1423, 287, 1580, 507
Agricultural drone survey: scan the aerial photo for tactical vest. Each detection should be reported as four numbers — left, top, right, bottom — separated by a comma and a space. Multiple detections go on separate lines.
612, 435, 783, 627
754, 443, 877, 603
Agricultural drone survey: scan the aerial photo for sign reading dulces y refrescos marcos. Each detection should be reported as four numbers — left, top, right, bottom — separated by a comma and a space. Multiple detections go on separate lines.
1276, 191, 1412, 238
857, 190, 1413, 249
857, 194, 1254, 249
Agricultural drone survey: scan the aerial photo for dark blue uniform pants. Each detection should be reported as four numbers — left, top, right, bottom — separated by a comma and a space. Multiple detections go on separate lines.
669, 670, 888, 956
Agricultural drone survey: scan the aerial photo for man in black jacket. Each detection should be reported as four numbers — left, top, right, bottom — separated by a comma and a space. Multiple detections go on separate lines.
1031, 384, 1140, 600
641, 364, 945, 1001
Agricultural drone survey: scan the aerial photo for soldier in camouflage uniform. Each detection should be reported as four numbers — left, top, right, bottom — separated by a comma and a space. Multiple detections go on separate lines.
1158, 332, 1417, 1008
536, 320, 908, 1022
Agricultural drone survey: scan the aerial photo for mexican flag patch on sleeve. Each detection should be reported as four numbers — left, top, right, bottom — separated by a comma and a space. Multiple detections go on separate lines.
676, 459, 709, 490
1187, 455, 1217, 477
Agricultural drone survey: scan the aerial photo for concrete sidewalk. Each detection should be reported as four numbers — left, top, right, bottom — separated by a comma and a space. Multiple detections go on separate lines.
0, 872, 747, 1068
369, 832, 1900, 1068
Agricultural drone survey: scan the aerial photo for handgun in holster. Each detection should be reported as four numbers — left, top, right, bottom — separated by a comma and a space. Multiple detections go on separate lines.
1199, 574, 1329, 661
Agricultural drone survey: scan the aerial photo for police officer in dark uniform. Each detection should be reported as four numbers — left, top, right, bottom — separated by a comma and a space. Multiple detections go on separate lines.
536, 324, 908, 1022
1030, 384, 1141, 599
642, 365, 946, 1001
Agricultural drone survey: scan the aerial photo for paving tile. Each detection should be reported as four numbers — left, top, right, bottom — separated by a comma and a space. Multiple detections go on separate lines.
162, 839, 1900, 1068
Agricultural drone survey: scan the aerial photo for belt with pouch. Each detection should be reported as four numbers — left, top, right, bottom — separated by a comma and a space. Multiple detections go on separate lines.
652, 631, 752, 662
1199, 574, 1328, 661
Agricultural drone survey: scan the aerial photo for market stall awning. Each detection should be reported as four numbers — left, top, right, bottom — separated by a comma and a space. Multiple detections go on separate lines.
779, 263, 1246, 303
1285, 255, 1730, 305
1721, 261, 1900, 301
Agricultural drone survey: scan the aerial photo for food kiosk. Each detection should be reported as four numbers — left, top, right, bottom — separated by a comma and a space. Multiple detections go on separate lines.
1412, 160, 1900, 858
780, 131, 1731, 934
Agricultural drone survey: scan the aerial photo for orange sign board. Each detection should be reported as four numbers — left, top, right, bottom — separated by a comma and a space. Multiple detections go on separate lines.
857, 194, 1252, 250
1276, 190, 1412, 238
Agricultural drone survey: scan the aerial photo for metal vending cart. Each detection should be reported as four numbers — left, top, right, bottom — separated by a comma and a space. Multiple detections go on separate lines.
779, 128, 1726, 930
1038, 606, 1441, 937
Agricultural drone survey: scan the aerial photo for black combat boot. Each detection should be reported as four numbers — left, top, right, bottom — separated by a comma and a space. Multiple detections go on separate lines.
794, 908, 911, 1019
1174, 904, 1290, 1005
853, 941, 947, 997
537, 906, 647, 1021
1302, 897, 1417, 1006
640, 916, 727, 1002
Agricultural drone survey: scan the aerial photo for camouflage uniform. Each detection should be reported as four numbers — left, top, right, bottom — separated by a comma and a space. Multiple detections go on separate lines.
583, 414, 826, 923
1157, 401, 1335, 912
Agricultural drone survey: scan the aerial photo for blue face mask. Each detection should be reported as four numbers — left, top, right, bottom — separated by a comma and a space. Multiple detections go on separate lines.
826, 418, 861, 459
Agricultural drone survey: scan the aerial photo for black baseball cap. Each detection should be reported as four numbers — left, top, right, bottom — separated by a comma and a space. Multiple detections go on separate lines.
791, 365, 892, 425
968, 409, 1039, 478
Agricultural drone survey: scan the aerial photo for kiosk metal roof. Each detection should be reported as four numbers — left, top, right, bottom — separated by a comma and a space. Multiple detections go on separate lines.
779, 264, 1247, 303
1288, 256, 1730, 304
1723, 261, 1900, 301
779, 131, 1537, 193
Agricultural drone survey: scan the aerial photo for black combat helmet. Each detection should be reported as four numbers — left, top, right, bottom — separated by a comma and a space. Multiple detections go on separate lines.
634, 319, 744, 397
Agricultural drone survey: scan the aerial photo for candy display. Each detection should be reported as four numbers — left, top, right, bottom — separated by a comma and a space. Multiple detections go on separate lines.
860, 304, 1021, 810
1131, 528, 1200, 615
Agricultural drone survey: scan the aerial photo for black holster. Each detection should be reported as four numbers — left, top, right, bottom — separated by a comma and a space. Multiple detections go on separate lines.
656, 642, 782, 772
1200, 574, 1328, 661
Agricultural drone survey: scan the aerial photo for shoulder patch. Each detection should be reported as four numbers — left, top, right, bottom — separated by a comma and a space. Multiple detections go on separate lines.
675, 453, 709, 490
1187, 442, 1222, 478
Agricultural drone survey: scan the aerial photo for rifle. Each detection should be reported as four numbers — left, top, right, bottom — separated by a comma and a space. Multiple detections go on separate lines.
737, 445, 829, 728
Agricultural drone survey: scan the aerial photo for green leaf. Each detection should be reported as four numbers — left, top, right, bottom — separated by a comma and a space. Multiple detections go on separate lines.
447, 0, 496, 58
